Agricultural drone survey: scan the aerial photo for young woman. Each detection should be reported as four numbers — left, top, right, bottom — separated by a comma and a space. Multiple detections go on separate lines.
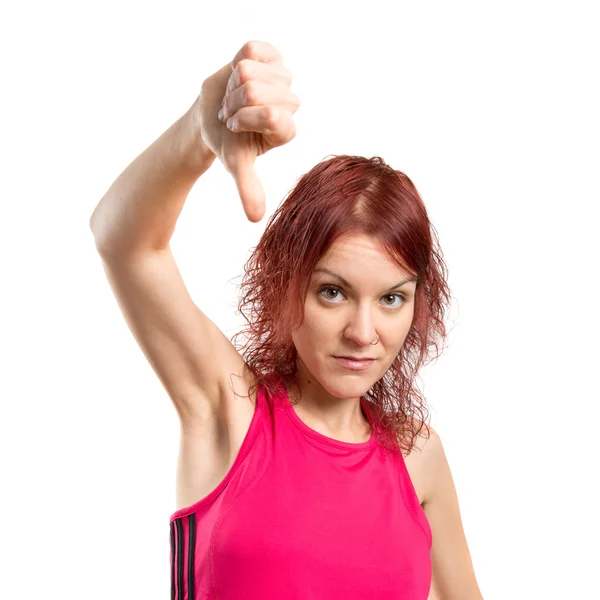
90, 40, 483, 600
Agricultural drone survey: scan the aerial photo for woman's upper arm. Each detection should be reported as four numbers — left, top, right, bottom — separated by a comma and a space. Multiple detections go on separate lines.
423, 428, 484, 599
97, 247, 249, 425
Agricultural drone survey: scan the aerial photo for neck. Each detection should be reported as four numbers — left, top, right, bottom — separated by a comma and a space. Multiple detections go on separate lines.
286, 363, 371, 441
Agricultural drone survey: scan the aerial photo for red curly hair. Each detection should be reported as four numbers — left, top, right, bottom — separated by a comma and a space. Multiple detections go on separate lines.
230, 154, 452, 457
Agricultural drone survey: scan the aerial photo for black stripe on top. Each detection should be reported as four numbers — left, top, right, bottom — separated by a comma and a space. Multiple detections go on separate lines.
187, 514, 196, 599
170, 522, 175, 600
175, 519, 184, 600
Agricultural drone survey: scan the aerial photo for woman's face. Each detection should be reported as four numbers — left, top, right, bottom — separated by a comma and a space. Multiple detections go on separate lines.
291, 232, 418, 401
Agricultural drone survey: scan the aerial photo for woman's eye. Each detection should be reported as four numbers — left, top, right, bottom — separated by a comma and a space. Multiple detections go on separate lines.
319, 286, 405, 309
382, 293, 405, 308
320, 286, 343, 301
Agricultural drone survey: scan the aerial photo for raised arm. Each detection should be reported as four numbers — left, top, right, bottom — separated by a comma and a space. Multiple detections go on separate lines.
89, 41, 299, 427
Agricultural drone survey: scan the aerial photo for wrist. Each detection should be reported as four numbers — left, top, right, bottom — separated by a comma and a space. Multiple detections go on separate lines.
178, 103, 217, 174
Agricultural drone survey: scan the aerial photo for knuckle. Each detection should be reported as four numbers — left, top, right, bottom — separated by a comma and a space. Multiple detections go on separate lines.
243, 80, 260, 105
265, 106, 280, 130
242, 40, 260, 60
237, 59, 253, 84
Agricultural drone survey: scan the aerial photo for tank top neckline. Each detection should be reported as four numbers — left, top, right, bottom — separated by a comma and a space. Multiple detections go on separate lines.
275, 379, 378, 451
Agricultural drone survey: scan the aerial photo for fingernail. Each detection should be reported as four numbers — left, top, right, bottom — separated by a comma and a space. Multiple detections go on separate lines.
217, 108, 224, 121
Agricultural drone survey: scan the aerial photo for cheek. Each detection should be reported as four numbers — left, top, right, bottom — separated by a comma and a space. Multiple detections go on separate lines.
293, 317, 326, 349
391, 321, 413, 351
292, 303, 333, 352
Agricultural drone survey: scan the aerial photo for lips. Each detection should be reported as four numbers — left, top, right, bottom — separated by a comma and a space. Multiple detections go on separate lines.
333, 356, 375, 371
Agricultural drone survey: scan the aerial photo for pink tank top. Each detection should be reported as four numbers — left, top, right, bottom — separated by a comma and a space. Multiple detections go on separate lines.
169, 373, 432, 599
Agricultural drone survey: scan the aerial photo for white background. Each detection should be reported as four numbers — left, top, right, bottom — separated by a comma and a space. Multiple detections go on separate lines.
1, 1, 598, 598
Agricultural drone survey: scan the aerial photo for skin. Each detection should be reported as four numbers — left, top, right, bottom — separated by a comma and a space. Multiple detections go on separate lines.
289, 231, 418, 443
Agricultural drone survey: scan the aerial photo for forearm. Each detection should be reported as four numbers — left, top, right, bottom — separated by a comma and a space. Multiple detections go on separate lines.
90, 103, 217, 257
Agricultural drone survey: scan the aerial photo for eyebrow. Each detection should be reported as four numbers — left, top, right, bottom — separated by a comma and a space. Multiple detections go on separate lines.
313, 268, 418, 292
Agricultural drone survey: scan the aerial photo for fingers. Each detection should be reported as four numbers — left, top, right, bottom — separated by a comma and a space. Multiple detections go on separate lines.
226, 58, 292, 95
230, 40, 284, 70
220, 79, 300, 123
224, 105, 297, 146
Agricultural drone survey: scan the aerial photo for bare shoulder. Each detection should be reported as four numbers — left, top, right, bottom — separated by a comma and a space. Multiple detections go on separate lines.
401, 416, 440, 506
415, 424, 484, 597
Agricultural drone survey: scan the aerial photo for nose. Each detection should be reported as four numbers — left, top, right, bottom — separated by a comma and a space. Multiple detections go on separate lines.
343, 305, 378, 347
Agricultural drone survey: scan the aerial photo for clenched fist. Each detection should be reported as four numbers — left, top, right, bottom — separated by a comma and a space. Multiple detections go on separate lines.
191, 41, 300, 223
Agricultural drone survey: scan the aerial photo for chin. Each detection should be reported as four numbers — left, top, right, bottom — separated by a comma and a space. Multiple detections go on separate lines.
323, 368, 374, 397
